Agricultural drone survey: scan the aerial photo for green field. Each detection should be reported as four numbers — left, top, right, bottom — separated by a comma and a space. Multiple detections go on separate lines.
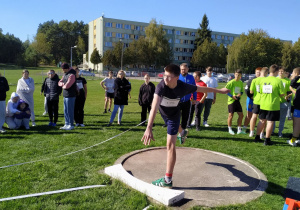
0, 66, 298, 209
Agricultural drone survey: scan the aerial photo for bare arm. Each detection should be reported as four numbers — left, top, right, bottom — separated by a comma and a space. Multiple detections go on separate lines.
197, 86, 230, 94
141, 94, 161, 145
200, 93, 207, 103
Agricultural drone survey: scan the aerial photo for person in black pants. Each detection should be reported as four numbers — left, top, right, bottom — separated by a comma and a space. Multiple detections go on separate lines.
74, 68, 87, 127
43, 70, 62, 126
139, 74, 155, 126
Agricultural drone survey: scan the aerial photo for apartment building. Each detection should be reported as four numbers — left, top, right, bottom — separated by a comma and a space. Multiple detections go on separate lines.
88, 16, 240, 71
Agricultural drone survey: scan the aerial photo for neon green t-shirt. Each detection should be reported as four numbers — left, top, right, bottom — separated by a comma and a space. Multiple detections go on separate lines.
225, 79, 243, 105
279, 77, 290, 103
259, 76, 285, 111
250, 77, 264, 105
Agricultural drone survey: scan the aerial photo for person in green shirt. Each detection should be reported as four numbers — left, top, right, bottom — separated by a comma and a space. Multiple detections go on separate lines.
255, 64, 285, 145
225, 69, 244, 135
272, 67, 291, 137
249, 67, 268, 138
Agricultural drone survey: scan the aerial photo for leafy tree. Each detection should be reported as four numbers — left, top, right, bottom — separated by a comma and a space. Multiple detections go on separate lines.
102, 49, 115, 69
281, 42, 295, 71
292, 38, 300, 67
191, 39, 217, 69
90, 48, 102, 70
194, 14, 212, 48
217, 43, 227, 67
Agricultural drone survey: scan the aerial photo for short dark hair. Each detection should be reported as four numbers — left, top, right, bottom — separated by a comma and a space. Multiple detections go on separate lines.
164, 64, 180, 77
180, 63, 188, 68
279, 66, 286, 71
22, 69, 29, 74
109, 71, 113, 75
206, 66, 213, 71
269, 64, 279, 73
194, 71, 202, 78
61, 63, 70, 69
235, 69, 242, 74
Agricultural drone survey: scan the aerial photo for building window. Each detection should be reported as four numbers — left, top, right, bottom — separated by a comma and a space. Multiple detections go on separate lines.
190, 40, 194, 45
125, 24, 131, 29
167, 29, 172, 34
94, 26, 96, 30
134, 35, 139, 40
174, 56, 179, 60
182, 56, 186, 60
175, 48, 179, 52
217, 43, 220, 47
105, 42, 112, 47
184, 32, 189, 36
94, 44, 96, 48
191, 32, 195, 36
94, 35, 96, 39
135, 26, 140, 30
116, 23, 123, 28
224, 36, 228, 40
183, 40, 188, 44
168, 39, 172, 43
105, 32, 112, 37
124, 43, 129, 48
176, 30, 181, 35
124, 34, 130, 39
229, 36, 234, 41
175, 39, 180, 44
217, 35, 221, 39
116, 33, 122, 38
105, 22, 112, 27
211, 34, 215, 39
183, 48, 188, 52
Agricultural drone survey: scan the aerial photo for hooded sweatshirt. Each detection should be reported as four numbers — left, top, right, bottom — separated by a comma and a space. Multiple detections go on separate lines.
6, 92, 20, 117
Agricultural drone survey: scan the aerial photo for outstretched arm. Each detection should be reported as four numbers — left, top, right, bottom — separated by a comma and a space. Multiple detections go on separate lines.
196, 86, 230, 95
141, 93, 161, 145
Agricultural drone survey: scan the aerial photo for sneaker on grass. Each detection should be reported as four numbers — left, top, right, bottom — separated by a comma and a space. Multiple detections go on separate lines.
287, 140, 297, 147
152, 177, 172, 188
177, 129, 188, 144
203, 121, 209, 127
237, 130, 246, 135
229, 130, 235, 135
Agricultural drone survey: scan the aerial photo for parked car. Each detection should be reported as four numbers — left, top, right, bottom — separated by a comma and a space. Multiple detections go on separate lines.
131, 71, 140, 77
124, 71, 131, 77
157, 72, 164, 79
227, 73, 234, 82
79, 70, 95, 77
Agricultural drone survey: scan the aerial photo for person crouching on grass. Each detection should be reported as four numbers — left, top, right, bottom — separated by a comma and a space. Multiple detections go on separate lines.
141, 64, 230, 188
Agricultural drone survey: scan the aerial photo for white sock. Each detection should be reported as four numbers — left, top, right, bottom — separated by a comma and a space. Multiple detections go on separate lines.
249, 131, 254, 135
238, 126, 242, 132
228, 127, 233, 131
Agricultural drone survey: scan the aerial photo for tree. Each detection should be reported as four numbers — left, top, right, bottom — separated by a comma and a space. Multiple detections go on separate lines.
102, 49, 115, 69
217, 43, 227, 67
292, 38, 300, 67
90, 48, 102, 70
144, 19, 173, 68
194, 14, 212, 48
191, 39, 217, 69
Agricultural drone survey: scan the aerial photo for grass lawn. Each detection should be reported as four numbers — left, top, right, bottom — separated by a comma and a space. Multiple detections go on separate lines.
0, 66, 299, 209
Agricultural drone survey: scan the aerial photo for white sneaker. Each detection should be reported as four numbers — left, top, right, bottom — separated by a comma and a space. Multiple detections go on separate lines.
32, 122, 36, 127
191, 120, 195, 126
229, 130, 235, 135
0, 129, 6, 133
249, 131, 254, 137
42, 112, 47, 116
65, 125, 74, 130
75, 123, 80, 127
287, 140, 297, 147
260, 132, 265, 140
80, 124, 85, 127
60, 125, 68, 130
203, 121, 209, 127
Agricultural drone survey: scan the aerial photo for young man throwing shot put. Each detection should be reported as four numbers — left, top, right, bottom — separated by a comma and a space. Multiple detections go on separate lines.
141, 64, 230, 188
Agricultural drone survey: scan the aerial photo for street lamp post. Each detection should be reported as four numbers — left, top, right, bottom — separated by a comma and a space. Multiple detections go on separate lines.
70, 45, 77, 67
120, 39, 124, 70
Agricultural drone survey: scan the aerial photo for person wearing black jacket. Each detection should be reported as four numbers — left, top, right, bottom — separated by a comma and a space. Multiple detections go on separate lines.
0, 72, 9, 133
107, 70, 131, 126
41, 77, 48, 116
138, 74, 155, 126
242, 68, 261, 132
74, 68, 87, 127
287, 68, 300, 146
43, 70, 62, 126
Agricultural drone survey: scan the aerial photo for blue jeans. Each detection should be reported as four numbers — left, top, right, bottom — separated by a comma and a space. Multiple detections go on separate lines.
63, 97, 76, 126
273, 102, 288, 135
110, 105, 124, 123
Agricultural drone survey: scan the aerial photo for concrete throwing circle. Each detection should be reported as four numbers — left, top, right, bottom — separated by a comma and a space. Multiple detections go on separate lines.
115, 147, 268, 208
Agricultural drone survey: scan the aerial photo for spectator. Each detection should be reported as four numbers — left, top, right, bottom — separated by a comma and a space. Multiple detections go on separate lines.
5, 92, 21, 129
100, 71, 114, 113
138, 74, 155, 126
43, 70, 62, 126
14, 100, 31, 129
0, 72, 9, 133
58, 63, 77, 130
74, 68, 87, 127
16, 69, 36, 126
107, 70, 131, 126
41, 77, 48, 116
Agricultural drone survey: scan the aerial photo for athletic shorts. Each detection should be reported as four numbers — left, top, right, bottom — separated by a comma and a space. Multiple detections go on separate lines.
294, 109, 300, 118
105, 92, 114, 98
259, 109, 280, 121
291, 106, 295, 114
252, 104, 260, 114
228, 100, 243, 113
246, 97, 253, 112
161, 114, 180, 135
